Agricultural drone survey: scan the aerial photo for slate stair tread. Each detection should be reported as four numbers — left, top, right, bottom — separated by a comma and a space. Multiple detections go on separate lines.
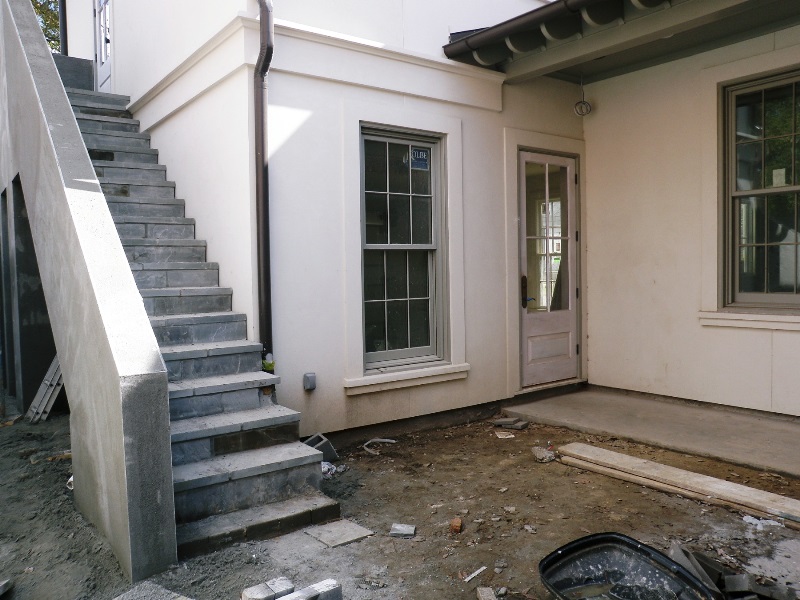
114, 216, 194, 225
134, 261, 217, 270
168, 371, 280, 398
96, 160, 166, 171
86, 144, 158, 155
140, 286, 231, 298
122, 238, 205, 246
173, 442, 322, 491
99, 176, 175, 187
171, 404, 300, 443
84, 129, 149, 140
161, 340, 263, 360
65, 87, 130, 103
175, 492, 340, 557
106, 195, 184, 205
77, 113, 139, 126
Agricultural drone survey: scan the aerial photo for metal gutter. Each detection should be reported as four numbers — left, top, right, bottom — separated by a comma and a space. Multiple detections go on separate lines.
254, 0, 274, 357
443, 0, 609, 58
59, 0, 67, 55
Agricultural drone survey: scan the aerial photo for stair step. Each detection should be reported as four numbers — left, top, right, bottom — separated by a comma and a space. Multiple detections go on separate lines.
82, 129, 150, 149
162, 340, 262, 380
150, 310, 244, 344
114, 215, 194, 239
66, 87, 130, 106
96, 162, 167, 184
172, 443, 323, 522
106, 195, 185, 218
88, 146, 159, 164
122, 238, 206, 263
171, 404, 301, 465
176, 492, 340, 558
77, 113, 140, 133
168, 371, 279, 420
134, 262, 219, 290
100, 178, 175, 200
141, 286, 231, 317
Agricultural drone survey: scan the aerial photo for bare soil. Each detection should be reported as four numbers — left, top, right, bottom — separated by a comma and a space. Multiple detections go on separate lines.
1, 414, 799, 600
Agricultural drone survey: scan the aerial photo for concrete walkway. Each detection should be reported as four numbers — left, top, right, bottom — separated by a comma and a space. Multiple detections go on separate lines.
505, 388, 800, 478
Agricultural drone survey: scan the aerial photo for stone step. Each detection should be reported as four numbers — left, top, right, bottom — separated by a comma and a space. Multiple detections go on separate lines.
176, 492, 340, 558
100, 178, 176, 200
72, 103, 131, 119
141, 286, 231, 317
122, 238, 205, 263
171, 404, 301, 466
66, 87, 130, 106
106, 195, 186, 218
114, 215, 194, 239
168, 371, 279, 421
88, 146, 159, 164
172, 443, 323, 523
77, 112, 140, 133
96, 161, 167, 184
161, 340, 262, 381
134, 262, 219, 290
150, 310, 243, 345
81, 129, 149, 150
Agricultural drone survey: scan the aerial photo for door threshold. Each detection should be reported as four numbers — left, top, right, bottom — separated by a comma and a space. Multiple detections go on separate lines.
515, 378, 586, 396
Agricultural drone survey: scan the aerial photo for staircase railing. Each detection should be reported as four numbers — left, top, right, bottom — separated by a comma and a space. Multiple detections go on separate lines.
0, 0, 176, 581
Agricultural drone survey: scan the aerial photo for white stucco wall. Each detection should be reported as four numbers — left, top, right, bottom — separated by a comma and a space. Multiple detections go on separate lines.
583, 26, 800, 416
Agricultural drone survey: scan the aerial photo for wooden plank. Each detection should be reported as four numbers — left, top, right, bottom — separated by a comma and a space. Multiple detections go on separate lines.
25, 356, 59, 424
559, 442, 800, 524
559, 456, 800, 531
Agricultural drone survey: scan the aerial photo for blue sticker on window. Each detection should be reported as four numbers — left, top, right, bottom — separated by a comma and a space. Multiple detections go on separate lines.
410, 147, 429, 171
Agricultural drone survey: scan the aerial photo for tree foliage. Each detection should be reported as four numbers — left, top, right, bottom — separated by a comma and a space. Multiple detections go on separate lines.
31, 0, 60, 52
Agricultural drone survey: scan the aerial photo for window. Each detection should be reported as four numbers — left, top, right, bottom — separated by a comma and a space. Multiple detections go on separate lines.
726, 70, 800, 307
361, 129, 442, 369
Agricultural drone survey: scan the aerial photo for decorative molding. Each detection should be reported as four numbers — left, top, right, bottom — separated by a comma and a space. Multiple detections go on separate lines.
699, 310, 800, 331
344, 362, 471, 395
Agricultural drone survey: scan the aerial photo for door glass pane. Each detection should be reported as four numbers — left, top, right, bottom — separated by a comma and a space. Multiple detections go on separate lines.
409, 299, 430, 347
525, 163, 546, 237
548, 166, 567, 234
386, 300, 408, 350
526, 239, 547, 312
767, 245, 795, 293
386, 251, 407, 299
408, 251, 428, 298
765, 137, 792, 188
364, 302, 386, 352
736, 142, 763, 190
767, 195, 795, 243
388, 143, 410, 193
739, 246, 765, 293
364, 140, 387, 192
739, 196, 765, 244
549, 239, 568, 311
765, 85, 793, 138
389, 195, 410, 244
365, 193, 388, 243
363, 250, 385, 301
736, 91, 762, 142
411, 196, 432, 244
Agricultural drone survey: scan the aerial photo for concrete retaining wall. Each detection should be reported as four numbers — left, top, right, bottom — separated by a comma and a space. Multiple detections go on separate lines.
0, 0, 176, 581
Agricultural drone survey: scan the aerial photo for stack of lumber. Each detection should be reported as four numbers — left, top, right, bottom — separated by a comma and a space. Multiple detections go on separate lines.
558, 443, 800, 530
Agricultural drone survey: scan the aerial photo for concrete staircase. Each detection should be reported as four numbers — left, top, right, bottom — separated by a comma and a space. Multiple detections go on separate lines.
66, 88, 339, 557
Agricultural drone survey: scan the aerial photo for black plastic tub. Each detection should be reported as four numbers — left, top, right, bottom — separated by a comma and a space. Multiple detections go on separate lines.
539, 533, 716, 600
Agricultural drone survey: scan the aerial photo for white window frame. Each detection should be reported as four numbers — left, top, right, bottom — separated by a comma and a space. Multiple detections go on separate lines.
342, 104, 468, 394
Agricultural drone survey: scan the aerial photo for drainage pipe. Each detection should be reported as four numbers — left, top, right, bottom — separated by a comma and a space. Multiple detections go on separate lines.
59, 0, 68, 55
254, 0, 274, 357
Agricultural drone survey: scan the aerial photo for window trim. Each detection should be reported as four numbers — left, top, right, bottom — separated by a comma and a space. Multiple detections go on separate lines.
360, 127, 447, 371
724, 68, 800, 309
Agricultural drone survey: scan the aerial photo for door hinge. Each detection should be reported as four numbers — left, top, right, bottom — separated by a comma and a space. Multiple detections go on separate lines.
576, 344, 580, 355
576, 230, 580, 242
576, 287, 580, 299
575, 173, 579, 185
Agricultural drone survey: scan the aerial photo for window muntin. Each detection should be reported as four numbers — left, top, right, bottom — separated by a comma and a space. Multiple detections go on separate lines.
362, 131, 440, 367
727, 71, 800, 306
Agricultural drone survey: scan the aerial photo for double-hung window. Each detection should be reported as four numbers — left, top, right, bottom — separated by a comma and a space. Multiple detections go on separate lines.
361, 129, 442, 369
726, 70, 800, 307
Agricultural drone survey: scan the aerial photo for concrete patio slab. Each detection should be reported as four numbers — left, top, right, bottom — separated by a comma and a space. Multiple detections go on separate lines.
304, 519, 373, 547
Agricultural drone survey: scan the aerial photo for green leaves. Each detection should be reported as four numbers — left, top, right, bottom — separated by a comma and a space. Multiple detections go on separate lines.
31, 0, 60, 52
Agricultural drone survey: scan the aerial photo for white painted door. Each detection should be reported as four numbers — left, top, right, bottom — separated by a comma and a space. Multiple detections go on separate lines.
95, 0, 112, 91
519, 151, 579, 387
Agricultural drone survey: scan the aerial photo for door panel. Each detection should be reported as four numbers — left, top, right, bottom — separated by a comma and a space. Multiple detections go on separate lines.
520, 152, 579, 387
95, 0, 112, 91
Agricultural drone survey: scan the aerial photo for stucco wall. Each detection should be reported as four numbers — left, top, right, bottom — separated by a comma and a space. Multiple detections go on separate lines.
583, 26, 800, 416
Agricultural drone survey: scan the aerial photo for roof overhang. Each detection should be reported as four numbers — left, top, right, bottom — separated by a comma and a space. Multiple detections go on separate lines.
443, 0, 800, 84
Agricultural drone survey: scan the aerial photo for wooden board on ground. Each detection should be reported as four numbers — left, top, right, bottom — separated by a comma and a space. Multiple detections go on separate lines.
559, 442, 800, 525
25, 356, 63, 424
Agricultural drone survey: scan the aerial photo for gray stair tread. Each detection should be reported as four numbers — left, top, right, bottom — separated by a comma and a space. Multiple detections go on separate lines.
99, 176, 175, 187
84, 129, 149, 140
151, 311, 243, 326
86, 144, 158, 155
161, 339, 263, 360
173, 442, 322, 491
105, 195, 184, 205
132, 261, 218, 271
66, 87, 130, 103
140, 286, 232, 298
95, 160, 165, 171
175, 492, 339, 549
76, 113, 139, 126
168, 370, 281, 398
114, 215, 193, 225
171, 404, 300, 442
121, 238, 205, 246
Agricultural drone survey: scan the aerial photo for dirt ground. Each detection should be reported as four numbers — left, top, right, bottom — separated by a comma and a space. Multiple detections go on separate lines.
1, 413, 799, 600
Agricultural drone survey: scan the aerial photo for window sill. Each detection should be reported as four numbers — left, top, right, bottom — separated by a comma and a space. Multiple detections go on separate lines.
699, 310, 800, 331
344, 362, 470, 396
